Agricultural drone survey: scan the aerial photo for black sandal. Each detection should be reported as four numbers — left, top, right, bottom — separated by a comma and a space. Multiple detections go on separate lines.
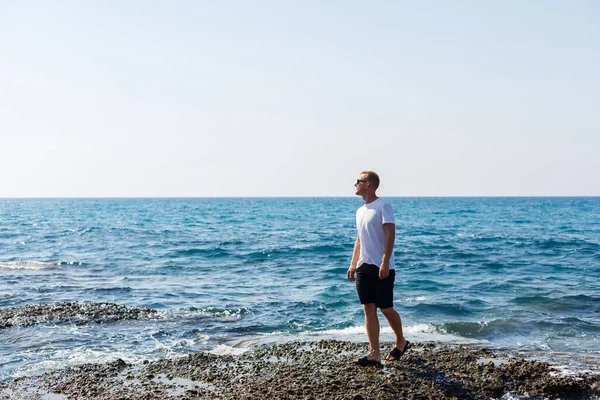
387, 340, 411, 361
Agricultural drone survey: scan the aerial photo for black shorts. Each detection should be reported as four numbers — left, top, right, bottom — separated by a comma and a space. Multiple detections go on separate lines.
356, 263, 395, 309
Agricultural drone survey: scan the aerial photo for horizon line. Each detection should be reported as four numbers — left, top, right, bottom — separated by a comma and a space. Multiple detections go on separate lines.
1, 195, 599, 200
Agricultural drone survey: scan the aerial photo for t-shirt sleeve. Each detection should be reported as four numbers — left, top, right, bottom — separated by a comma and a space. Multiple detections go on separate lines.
381, 202, 395, 225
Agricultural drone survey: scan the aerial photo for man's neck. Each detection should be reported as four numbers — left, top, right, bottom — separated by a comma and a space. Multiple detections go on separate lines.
362, 193, 378, 204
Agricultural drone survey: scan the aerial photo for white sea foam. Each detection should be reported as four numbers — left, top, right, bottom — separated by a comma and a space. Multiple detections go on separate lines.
304, 323, 483, 345
228, 323, 487, 350
494, 393, 528, 400
404, 323, 439, 334
0, 261, 59, 270
12, 347, 149, 379
549, 365, 592, 378
151, 334, 210, 352
303, 323, 442, 337
0, 386, 68, 400
305, 326, 365, 336
402, 296, 428, 302
208, 344, 249, 356
196, 307, 248, 320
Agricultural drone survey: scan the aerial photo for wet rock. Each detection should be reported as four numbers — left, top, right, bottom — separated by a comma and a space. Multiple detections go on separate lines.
0, 302, 159, 329
1, 340, 599, 399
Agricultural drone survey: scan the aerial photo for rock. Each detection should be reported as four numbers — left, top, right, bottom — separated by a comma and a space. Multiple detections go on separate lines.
2, 340, 599, 399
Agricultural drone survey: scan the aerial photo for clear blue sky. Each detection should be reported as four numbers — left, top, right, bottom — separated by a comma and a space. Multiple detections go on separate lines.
1, 1, 598, 197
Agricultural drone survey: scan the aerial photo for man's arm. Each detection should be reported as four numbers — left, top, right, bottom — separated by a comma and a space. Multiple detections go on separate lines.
347, 237, 360, 281
379, 223, 395, 279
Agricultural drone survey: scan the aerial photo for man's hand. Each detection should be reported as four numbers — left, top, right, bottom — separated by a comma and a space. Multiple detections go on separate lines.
378, 262, 390, 279
347, 265, 357, 281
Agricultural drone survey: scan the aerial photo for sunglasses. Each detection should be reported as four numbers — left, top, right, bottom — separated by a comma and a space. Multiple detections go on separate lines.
356, 179, 369, 185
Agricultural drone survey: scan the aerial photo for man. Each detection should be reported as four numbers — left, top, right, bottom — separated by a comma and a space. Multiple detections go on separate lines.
347, 171, 410, 366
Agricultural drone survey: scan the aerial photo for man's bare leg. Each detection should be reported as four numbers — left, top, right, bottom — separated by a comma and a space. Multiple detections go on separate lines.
380, 307, 407, 361
363, 303, 380, 361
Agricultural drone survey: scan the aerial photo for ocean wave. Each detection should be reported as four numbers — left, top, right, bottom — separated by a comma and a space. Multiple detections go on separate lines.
169, 247, 230, 258
230, 323, 486, 348
401, 296, 429, 303
511, 294, 600, 312
192, 306, 250, 319
304, 323, 445, 338
471, 236, 508, 242
410, 302, 475, 317
0, 261, 82, 270
405, 229, 440, 236
482, 262, 507, 270
441, 316, 600, 340
241, 243, 351, 262
447, 251, 482, 260
406, 279, 452, 290
445, 209, 478, 215
441, 319, 520, 338
536, 237, 600, 252
8, 346, 155, 381
216, 239, 246, 247
305, 243, 350, 253
84, 287, 134, 294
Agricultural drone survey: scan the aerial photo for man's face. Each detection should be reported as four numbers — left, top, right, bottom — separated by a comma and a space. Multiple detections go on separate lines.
354, 173, 370, 195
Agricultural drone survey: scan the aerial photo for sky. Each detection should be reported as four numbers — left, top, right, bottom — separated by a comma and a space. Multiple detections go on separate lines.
1, 1, 599, 197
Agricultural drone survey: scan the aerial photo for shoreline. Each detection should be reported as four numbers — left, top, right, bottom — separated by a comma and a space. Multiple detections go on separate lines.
2, 340, 599, 400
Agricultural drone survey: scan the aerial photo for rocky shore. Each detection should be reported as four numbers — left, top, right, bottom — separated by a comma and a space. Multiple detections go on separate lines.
0, 302, 158, 330
2, 340, 599, 399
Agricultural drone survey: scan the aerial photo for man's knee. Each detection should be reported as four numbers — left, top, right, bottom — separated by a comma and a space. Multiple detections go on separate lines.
363, 303, 377, 314
379, 306, 396, 316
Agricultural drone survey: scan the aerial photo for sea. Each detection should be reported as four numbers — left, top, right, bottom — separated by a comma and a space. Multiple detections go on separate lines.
1, 197, 599, 382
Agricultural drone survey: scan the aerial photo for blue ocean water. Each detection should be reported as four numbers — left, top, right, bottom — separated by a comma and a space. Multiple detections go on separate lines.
1, 197, 599, 380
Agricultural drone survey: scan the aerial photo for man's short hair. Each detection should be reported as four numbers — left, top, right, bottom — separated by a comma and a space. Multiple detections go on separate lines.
361, 170, 380, 190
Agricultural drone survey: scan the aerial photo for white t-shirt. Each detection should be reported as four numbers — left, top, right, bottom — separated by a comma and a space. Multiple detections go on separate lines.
356, 198, 395, 269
